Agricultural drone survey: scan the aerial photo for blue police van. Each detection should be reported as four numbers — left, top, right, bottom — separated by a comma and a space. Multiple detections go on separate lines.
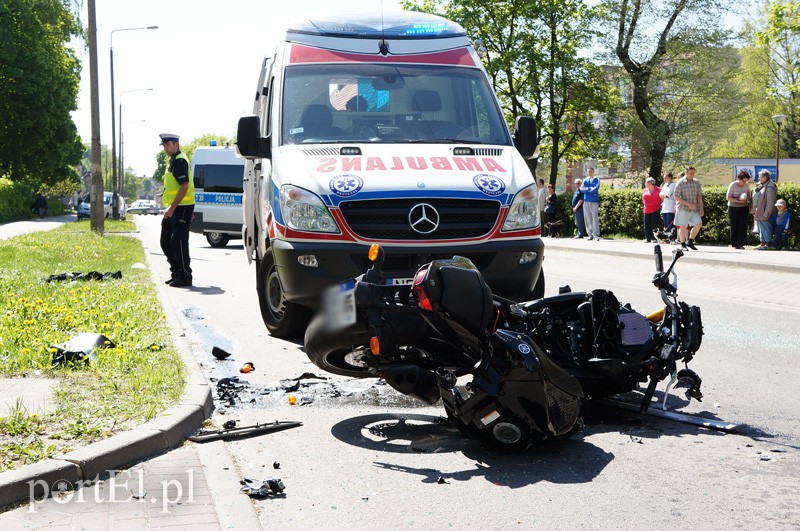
190, 143, 245, 247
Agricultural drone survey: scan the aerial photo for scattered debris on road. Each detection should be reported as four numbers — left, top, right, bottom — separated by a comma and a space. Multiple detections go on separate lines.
188, 420, 303, 443
240, 477, 286, 499
240, 362, 255, 373
212, 346, 232, 360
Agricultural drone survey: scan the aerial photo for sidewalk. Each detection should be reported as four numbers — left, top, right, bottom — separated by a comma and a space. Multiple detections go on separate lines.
543, 235, 800, 274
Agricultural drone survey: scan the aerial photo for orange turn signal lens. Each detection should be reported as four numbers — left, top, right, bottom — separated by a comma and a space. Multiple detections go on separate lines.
368, 244, 381, 262
370, 336, 380, 355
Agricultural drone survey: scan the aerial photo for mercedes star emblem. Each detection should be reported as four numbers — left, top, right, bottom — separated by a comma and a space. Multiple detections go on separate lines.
408, 203, 440, 234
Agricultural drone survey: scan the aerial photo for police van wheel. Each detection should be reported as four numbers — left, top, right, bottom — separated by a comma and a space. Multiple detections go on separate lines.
206, 232, 230, 248
257, 253, 309, 338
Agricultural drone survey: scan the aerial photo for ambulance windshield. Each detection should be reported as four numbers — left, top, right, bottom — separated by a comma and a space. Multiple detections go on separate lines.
282, 64, 511, 146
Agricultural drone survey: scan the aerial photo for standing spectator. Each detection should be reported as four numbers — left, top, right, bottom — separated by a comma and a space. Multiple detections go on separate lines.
642, 177, 662, 243
753, 169, 777, 250
543, 183, 558, 235
34, 193, 48, 219
536, 179, 546, 235
571, 178, 586, 238
674, 166, 704, 251
659, 172, 676, 236
580, 167, 601, 240
772, 198, 792, 250
726, 170, 752, 249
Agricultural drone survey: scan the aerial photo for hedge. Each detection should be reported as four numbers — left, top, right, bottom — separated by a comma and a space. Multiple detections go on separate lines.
554, 182, 800, 248
0, 178, 65, 222
0, 178, 35, 222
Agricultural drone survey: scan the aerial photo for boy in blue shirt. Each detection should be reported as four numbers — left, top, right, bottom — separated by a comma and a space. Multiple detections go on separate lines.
772, 198, 792, 250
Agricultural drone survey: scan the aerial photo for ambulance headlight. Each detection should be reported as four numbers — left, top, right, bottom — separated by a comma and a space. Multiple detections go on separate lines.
280, 185, 340, 233
502, 184, 540, 231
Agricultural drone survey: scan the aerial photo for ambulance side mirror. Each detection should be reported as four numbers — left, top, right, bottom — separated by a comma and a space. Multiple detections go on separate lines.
236, 115, 271, 159
514, 116, 538, 159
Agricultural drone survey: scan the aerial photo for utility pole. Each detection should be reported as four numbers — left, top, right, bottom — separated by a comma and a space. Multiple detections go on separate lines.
88, 0, 104, 233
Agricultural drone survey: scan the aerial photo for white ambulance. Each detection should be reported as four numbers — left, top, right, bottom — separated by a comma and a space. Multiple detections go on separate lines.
190, 143, 245, 247
236, 12, 544, 337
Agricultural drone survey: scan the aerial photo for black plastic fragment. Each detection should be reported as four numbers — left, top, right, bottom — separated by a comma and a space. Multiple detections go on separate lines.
212, 346, 232, 360
51, 333, 115, 366
240, 477, 285, 499
45, 271, 122, 283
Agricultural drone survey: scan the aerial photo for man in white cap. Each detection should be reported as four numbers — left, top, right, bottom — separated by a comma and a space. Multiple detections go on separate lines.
159, 133, 195, 287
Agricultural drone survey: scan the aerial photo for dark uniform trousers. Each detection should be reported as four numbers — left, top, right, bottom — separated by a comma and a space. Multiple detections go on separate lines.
160, 204, 194, 281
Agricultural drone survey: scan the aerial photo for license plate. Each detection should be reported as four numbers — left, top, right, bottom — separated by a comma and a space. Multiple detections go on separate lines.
323, 279, 356, 330
388, 277, 413, 285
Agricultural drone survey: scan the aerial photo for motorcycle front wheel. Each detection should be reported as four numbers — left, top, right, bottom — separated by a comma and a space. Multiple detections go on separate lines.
304, 315, 374, 378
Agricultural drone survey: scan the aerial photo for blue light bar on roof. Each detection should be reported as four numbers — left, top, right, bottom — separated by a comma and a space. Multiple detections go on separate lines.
287, 11, 466, 39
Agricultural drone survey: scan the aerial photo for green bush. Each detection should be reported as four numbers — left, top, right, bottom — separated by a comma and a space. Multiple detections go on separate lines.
553, 182, 799, 248
0, 178, 35, 222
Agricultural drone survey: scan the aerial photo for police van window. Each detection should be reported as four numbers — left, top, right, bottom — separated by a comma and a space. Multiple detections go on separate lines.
329, 79, 390, 112
193, 165, 244, 194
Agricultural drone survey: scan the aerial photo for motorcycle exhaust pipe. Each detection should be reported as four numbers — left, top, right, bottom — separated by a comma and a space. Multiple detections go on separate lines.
382, 364, 441, 404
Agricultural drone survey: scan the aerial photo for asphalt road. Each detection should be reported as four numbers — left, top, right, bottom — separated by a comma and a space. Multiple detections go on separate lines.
139, 216, 800, 529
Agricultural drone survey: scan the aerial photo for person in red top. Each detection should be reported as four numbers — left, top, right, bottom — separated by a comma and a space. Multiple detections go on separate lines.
642, 177, 662, 243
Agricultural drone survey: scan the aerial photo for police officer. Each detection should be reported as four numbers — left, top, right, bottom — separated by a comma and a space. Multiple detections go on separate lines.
159, 133, 195, 287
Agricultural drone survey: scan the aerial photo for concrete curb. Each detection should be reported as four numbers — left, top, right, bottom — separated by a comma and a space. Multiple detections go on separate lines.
0, 228, 213, 510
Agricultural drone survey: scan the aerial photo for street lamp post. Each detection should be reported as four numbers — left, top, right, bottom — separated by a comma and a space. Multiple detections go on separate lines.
110, 25, 157, 219
772, 114, 785, 182
119, 88, 153, 202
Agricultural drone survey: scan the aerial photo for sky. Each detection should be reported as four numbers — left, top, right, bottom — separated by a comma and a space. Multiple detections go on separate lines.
72, 0, 401, 177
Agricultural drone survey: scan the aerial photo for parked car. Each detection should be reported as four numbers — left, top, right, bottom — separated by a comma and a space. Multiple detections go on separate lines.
77, 192, 127, 220
128, 200, 160, 215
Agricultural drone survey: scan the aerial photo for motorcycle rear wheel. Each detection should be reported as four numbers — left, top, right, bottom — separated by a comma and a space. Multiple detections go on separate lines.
304, 315, 374, 378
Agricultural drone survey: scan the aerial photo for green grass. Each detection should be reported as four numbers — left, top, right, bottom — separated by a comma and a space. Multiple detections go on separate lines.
0, 220, 184, 471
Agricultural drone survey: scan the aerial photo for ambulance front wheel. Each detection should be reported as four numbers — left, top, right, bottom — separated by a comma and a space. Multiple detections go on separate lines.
257, 252, 310, 338
206, 232, 230, 248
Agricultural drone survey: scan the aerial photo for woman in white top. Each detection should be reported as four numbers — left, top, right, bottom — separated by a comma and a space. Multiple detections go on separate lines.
659, 172, 676, 234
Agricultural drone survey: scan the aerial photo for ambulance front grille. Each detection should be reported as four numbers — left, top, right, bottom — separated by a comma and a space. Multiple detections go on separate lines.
471, 148, 503, 156
338, 198, 501, 240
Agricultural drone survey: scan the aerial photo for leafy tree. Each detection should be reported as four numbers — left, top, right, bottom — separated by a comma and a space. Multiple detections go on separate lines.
757, 0, 800, 156
602, 0, 736, 180
0, 0, 84, 183
403, 0, 621, 184
152, 150, 167, 184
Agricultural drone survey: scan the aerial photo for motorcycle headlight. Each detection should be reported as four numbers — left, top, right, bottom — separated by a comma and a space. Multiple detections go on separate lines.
502, 184, 540, 231
279, 185, 340, 233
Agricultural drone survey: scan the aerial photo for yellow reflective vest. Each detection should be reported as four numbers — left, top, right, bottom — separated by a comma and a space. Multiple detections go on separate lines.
162, 152, 195, 206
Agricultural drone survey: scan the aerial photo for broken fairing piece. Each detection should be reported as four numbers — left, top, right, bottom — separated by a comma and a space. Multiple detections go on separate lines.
188, 421, 303, 443
51, 333, 115, 366
240, 478, 285, 499
212, 346, 232, 359
45, 271, 122, 283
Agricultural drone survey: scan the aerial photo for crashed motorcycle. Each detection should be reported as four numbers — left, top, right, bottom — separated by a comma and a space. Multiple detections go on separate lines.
305, 245, 584, 450
304, 244, 702, 449
501, 244, 704, 413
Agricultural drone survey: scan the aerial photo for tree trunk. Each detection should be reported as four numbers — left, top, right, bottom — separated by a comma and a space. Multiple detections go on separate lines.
88, 0, 104, 234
